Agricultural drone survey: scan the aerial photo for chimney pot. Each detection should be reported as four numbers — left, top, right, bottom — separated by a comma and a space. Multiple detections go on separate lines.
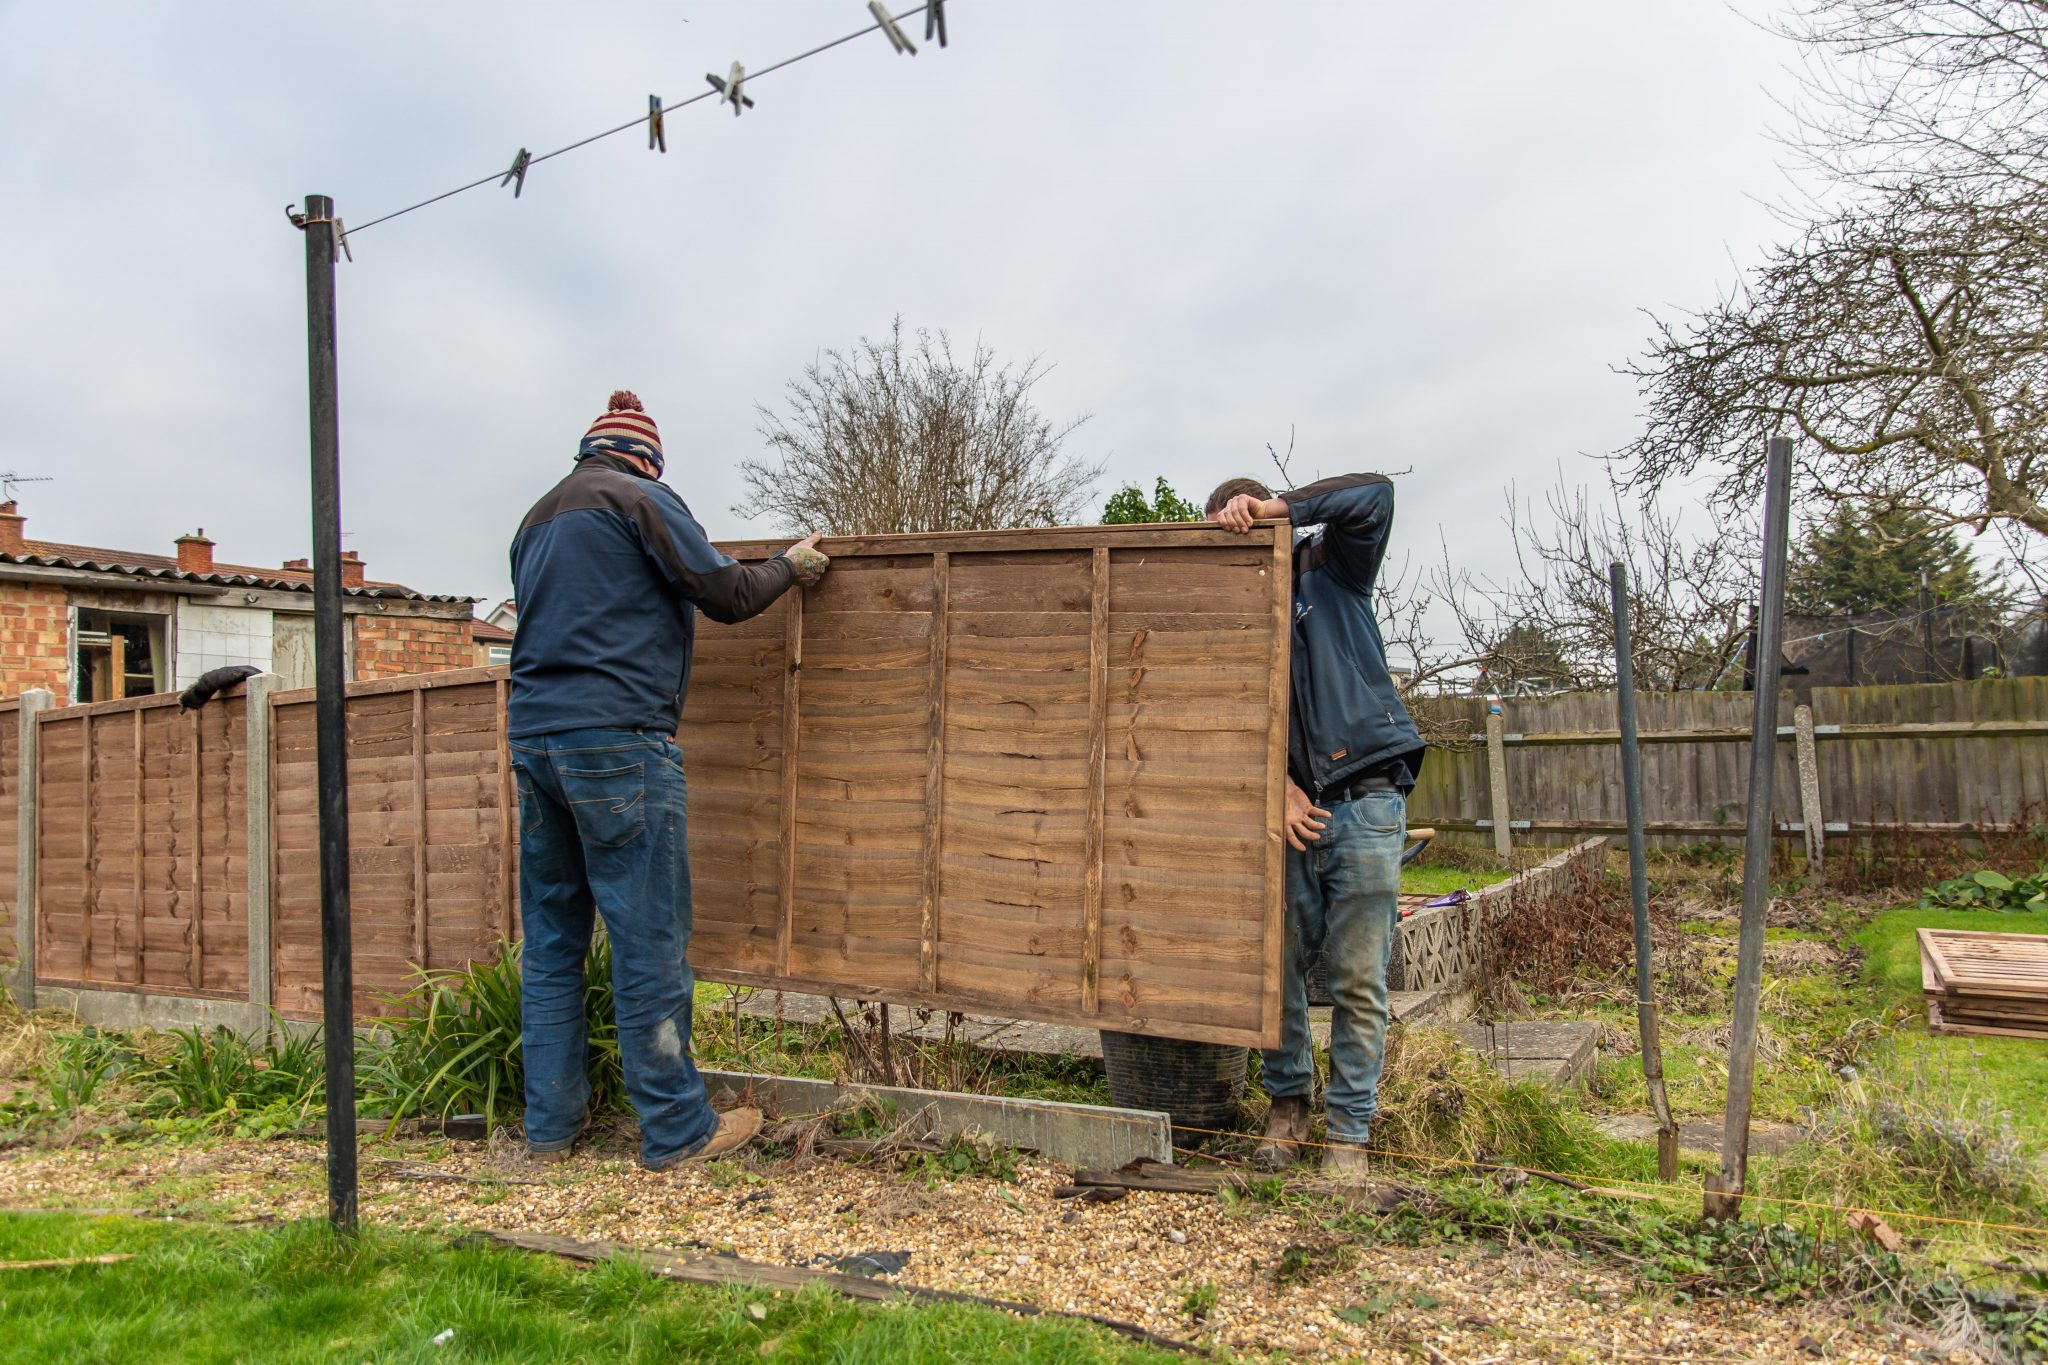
175, 530, 215, 575
282, 557, 311, 573
341, 550, 365, 589
0, 500, 23, 557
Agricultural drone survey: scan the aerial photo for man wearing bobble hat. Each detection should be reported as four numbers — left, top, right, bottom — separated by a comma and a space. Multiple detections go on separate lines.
508, 390, 829, 1169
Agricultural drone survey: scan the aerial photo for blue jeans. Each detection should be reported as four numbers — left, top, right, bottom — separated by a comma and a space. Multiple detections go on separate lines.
1261, 789, 1406, 1145
512, 727, 716, 1167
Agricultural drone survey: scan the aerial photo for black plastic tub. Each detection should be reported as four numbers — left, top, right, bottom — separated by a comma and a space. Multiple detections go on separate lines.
1098, 1031, 1247, 1149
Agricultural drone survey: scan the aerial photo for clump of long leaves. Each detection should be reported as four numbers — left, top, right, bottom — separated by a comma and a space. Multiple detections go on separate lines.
137, 1023, 326, 1134
360, 936, 622, 1130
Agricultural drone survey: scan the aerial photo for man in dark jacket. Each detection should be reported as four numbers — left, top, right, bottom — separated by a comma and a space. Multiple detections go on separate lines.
1209, 473, 1425, 1178
509, 391, 828, 1169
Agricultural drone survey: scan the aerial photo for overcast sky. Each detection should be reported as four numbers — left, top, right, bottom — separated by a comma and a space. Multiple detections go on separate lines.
0, 2, 1796, 614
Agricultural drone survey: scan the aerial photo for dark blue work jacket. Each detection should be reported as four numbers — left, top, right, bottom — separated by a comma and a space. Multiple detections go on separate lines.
1279, 473, 1427, 798
507, 452, 794, 739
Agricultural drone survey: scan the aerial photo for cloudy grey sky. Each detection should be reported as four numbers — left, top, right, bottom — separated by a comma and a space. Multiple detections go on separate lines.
0, 2, 1794, 614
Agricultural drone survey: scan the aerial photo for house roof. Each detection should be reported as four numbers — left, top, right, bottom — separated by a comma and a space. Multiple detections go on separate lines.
5, 537, 472, 604
472, 618, 515, 644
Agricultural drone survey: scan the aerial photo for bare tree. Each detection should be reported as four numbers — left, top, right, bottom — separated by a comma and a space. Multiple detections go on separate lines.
1437, 475, 1762, 693
1775, 0, 2048, 195
1622, 187, 2048, 543
738, 318, 1097, 535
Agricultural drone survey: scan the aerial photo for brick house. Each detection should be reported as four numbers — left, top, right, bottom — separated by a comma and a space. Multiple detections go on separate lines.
472, 614, 514, 668
0, 501, 477, 703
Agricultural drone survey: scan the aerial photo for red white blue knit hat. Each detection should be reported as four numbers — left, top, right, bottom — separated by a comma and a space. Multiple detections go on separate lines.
578, 390, 664, 474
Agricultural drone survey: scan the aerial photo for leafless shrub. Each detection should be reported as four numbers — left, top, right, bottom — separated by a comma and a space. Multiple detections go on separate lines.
738, 317, 1098, 535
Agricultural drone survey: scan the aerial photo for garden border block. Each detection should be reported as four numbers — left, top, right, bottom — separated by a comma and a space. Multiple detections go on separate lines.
698, 1067, 1171, 1170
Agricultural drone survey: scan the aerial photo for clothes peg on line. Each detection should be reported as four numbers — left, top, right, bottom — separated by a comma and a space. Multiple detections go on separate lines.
870, 1, 917, 54
648, 95, 666, 152
501, 147, 532, 197
706, 63, 754, 116
926, 0, 948, 47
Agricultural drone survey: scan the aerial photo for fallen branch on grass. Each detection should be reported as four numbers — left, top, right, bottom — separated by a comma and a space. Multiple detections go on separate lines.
0, 1254, 133, 1270
470, 1228, 1210, 1357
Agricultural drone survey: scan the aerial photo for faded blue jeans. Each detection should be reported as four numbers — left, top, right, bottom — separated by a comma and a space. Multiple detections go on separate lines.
512, 727, 716, 1168
1261, 789, 1406, 1145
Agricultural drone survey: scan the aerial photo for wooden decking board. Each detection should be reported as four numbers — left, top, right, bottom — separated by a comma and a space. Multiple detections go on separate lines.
1920, 927, 2048, 1040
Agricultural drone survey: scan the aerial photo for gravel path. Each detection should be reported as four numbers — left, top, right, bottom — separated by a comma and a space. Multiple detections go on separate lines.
0, 1135, 1963, 1363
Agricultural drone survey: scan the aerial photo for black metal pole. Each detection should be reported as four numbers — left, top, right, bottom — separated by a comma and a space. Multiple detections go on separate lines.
1920, 569, 1936, 680
1609, 562, 1677, 1180
299, 193, 357, 1234
1705, 435, 1793, 1221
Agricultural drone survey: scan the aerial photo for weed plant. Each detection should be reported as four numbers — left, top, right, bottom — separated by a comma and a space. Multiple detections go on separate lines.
1755, 1055, 2048, 1231
1367, 1027, 1653, 1182
359, 934, 621, 1128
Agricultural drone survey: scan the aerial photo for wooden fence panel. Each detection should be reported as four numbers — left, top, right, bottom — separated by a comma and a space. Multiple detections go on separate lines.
29, 695, 245, 999
685, 526, 1292, 1048
1409, 679, 2047, 844
0, 701, 17, 964
271, 669, 514, 1019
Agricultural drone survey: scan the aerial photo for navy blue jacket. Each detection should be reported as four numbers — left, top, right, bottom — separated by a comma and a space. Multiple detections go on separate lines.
508, 453, 795, 739
1279, 473, 1427, 797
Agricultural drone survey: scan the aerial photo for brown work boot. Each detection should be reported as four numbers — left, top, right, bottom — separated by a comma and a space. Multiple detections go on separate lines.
1251, 1095, 1313, 1172
1320, 1139, 1372, 1182
643, 1106, 764, 1170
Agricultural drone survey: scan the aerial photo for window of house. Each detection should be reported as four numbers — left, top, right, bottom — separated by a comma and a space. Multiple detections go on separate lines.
73, 608, 169, 702
487, 645, 512, 666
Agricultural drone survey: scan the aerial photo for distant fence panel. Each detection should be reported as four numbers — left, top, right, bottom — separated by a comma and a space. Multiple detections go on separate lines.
270, 670, 516, 1019
1410, 677, 2048, 846
32, 694, 247, 999
0, 699, 17, 964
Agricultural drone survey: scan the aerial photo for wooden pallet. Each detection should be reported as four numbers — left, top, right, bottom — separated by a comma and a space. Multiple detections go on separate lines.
1919, 927, 2048, 1040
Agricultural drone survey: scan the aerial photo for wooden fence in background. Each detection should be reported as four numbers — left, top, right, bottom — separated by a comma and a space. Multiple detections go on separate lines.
1409, 677, 2048, 850
4, 523, 1294, 1048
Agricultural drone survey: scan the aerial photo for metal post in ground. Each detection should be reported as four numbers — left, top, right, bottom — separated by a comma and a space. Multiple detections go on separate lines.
295, 193, 357, 1234
1704, 435, 1793, 1222
1608, 562, 1677, 1181
1920, 569, 1936, 680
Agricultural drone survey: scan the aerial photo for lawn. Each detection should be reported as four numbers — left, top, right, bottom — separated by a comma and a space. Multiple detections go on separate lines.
1854, 905, 2048, 1146
0, 1213, 1181, 1365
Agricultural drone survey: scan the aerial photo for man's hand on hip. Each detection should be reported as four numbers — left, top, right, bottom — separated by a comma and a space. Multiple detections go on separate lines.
1212, 494, 1289, 533
1284, 780, 1330, 851
782, 534, 829, 587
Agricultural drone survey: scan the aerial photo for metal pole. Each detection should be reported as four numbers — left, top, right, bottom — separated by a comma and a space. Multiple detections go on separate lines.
1920, 569, 1936, 680
1609, 562, 1677, 1181
298, 193, 357, 1234
1704, 436, 1793, 1221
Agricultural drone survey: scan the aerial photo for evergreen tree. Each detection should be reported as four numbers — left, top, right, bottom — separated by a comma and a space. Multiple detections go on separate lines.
1100, 477, 1202, 525
1786, 507, 1996, 616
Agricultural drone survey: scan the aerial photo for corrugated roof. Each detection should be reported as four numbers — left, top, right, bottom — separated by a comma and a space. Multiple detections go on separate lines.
5, 538, 472, 603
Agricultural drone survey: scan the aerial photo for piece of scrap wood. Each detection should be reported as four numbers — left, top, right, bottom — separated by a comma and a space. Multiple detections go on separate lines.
1846, 1210, 1905, 1253
1577, 1185, 1661, 1202
0, 1254, 134, 1270
470, 1228, 1209, 1356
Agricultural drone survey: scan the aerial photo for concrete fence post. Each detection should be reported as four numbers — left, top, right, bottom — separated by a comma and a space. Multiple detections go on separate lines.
1793, 704, 1825, 879
1485, 703, 1513, 862
14, 688, 52, 1007
243, 673, 281, 1016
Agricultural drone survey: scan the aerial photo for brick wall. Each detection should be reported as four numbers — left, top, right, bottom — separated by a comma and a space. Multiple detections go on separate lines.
0, 582, 71, 698
352, 614, 474, 681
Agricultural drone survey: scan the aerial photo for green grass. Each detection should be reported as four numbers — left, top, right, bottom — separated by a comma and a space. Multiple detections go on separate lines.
1398, 863, 1507, 897
0, 1213, 1182, 1364
1852, 906, 2048, 1147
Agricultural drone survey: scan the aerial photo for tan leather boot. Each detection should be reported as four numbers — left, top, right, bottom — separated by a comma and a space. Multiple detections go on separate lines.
1251, 1095, 1313, 1172
1320, 1139, 1372, 1182
678, 1106, 764, 1165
